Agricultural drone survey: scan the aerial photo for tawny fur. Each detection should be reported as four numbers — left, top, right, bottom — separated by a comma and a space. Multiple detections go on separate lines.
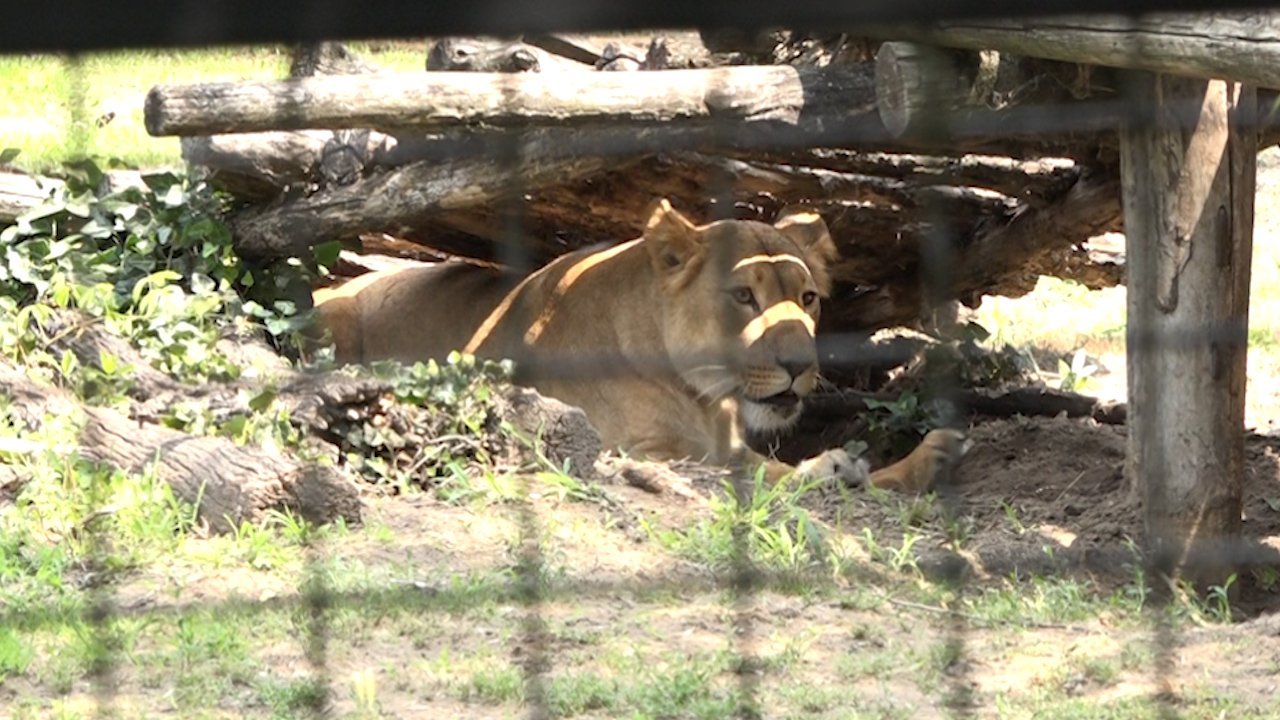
314, 200, 964, 488
867, 428, 971, 494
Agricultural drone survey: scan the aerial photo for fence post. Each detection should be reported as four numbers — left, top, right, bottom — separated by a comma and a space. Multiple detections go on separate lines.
1120, 74, 1255, 589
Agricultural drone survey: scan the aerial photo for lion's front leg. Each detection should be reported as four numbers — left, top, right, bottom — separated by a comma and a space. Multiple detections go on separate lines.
868, 428, 971, 494
749, 449, 870, 487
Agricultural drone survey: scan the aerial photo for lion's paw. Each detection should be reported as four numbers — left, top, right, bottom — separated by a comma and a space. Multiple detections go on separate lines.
795, 448, 870, 487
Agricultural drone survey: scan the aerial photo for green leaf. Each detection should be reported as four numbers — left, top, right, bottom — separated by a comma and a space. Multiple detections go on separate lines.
843, 439, 869, 458
141, 171, 181, 194
79, 217, 115, 239
130, 269, 182, 304
189, 273, 216, 296
241, 300, 269, 318
63, 158, 105, 190
5, 247, 36, 285
248, 389, 277, 413
99, 350, 119, 375
64, 192, 93, 218
313, 240, 343, 269
962, 321, 991, 343
0, 148, 19, 165
265, 316, 293, 336
220, 415, 248, 441
161, 183, 186, 208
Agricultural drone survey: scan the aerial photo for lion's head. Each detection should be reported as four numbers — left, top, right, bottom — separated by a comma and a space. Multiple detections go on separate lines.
641, 200, 838, 434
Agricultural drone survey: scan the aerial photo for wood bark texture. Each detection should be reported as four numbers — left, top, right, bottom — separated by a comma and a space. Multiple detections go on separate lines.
145, 64, 879, 137
869, 13, 1280, 90
1121, 73, 1254, 587
0, 359, 363, 534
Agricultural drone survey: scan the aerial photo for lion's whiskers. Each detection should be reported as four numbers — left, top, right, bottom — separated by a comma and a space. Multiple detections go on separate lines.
681, 365, 738, 403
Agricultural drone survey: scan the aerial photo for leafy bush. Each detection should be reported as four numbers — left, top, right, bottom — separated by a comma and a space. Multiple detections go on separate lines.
336, 354, 515, 491
0, 159, 320, 387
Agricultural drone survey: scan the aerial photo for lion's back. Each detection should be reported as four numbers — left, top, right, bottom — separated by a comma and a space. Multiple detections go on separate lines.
315, 263, 524, 365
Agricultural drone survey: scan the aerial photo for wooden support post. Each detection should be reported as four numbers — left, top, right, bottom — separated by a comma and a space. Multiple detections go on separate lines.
1120, 75, 1254, 588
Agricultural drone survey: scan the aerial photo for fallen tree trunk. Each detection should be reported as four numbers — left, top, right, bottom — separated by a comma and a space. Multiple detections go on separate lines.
874, 41, 1123, 141
827, 168, 1124, 330
25, 307, 606, 524
804, 386, 1127, 425
723, 149, 1081, 205
0, 173, 57, 222
229, 130, 632, 260
0, 361, 362, 533
181, 131, 343, 201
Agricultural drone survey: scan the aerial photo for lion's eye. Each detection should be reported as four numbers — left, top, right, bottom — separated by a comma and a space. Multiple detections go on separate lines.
732, 288, 756, 307
801, 291, 818, 307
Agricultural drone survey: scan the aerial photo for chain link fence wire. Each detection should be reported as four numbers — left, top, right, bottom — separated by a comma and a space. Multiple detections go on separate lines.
3, 3, 1279, 719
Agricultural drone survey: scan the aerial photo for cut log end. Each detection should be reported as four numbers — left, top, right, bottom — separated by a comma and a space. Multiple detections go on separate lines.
143, 86, 169, 137
875, 41, 968, 139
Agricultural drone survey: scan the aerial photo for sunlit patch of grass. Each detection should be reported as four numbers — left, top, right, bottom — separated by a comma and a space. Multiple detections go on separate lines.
0, 43, 424, 173
975, 154, 1280, 381
962, 575, 1141, 629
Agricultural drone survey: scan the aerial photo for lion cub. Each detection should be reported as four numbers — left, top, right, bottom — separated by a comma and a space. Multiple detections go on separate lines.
314, 199, 965, 492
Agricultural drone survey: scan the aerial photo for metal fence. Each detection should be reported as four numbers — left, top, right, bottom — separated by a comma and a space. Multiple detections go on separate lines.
3, 2, 1280, 719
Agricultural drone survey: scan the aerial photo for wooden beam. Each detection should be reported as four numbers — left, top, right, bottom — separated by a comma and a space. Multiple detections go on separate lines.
868, 12, 1280, 90
144, 64, 879, 137
1121, 74, 1254, 589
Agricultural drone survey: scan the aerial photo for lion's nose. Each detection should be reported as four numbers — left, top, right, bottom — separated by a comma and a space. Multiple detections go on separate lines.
779, 357, 813, 380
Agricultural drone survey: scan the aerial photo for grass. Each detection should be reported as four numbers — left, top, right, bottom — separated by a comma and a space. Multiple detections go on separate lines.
0, 43, 424, 174
974, 148, 1280, 385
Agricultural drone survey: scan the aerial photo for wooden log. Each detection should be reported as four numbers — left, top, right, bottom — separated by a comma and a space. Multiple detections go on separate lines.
146, 58, 1168, 160
723, 148, 1081, 206
290, 41, 377, 77
183, 121, 1108, 210
181, 131, 339, 201
369, 152, 1009, 268
144, 64, 879, 137
228, 128, 632, 261
874, 41, 1120, 139
823, 167, 1124, 331
677, 153, 1011, 217
0, 173, 57, 222
0, 171, 148, 223
804, 386, 1126, 425
867, 13, 1280, 91
521, 34, 604, 66
1121, 75, 1254, 588
0, 361, 361, 533
875, 41, 976, 138
426, 37, 590, 73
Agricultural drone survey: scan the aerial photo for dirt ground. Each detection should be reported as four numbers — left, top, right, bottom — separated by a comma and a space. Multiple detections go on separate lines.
311, 413, 1280, 718
5, 380, 1269, 719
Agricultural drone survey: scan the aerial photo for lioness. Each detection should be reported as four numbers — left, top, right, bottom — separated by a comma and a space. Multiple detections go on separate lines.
314, 200, 965, 490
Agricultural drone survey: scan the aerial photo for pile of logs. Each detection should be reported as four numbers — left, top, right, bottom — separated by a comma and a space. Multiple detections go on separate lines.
136, 31, 1189, 334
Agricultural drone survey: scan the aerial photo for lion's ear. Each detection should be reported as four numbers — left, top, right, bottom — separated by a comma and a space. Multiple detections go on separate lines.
643, 199, 704, 274
774, 207, 837, 294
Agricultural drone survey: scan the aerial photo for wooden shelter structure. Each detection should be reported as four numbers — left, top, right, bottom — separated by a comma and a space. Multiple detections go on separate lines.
106, 13, 1280, 585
